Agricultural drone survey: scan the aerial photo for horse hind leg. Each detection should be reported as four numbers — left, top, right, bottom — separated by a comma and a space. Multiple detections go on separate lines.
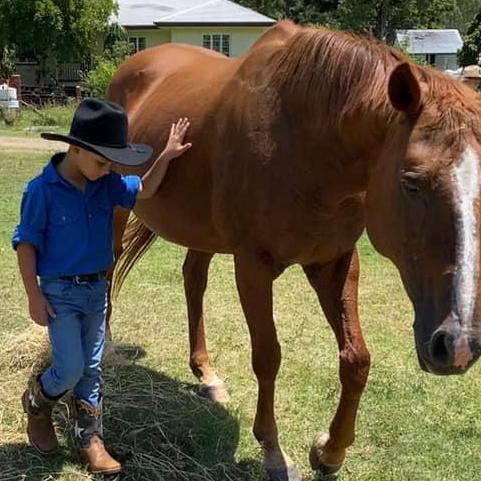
303, 248, 371, 476
234, 248, 301, 481
183, 249, 230, 404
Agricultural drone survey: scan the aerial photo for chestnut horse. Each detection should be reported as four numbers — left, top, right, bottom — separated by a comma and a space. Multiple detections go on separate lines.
107, 21, 481, 480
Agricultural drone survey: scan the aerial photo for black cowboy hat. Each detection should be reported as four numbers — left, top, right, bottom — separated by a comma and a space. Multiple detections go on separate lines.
41, 98, 153, 166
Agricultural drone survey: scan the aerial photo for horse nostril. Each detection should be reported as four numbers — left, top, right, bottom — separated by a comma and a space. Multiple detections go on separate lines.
429, 330, 455, 368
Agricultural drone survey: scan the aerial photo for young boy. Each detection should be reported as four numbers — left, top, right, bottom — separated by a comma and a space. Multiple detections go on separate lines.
12, 98, 191, 475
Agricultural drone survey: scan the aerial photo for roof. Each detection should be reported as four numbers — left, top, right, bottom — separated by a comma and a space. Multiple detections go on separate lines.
115, 0, 276, 28
395, 29, 463, 55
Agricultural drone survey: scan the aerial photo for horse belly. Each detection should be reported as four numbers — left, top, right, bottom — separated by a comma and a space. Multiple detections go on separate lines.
134, 201, 229, 253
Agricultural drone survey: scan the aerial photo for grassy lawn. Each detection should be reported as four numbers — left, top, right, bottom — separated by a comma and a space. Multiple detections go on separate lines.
0, 103, 75, 138
1, 150, 481, 481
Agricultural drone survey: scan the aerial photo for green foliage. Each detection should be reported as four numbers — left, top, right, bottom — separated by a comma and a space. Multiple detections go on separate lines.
104, 22, 129, 51
82, 59, 118, 98
237, 0, 338, 23
0, 0, 117, 67
330, 0, 458, 41
0, 44, 16, 78
445, 0, 481, 33
0, 102, 76, 132
239, 0, 475, 41
459, 10, 481, 66
82, 40, 132, 98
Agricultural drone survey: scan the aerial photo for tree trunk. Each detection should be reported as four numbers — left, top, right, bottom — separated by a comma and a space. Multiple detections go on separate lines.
374, 0, 390, 40
285, 0, 293, 18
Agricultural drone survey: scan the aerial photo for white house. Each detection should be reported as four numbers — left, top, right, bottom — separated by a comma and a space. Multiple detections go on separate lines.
395, 29, 463, 71
116, 0, 276, 58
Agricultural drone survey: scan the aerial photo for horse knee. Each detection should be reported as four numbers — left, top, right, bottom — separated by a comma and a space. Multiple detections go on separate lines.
339, 347, 370, 393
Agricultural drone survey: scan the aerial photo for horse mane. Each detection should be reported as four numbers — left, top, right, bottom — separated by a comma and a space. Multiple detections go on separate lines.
269, 27, 403, 124
267, 25, 481, 133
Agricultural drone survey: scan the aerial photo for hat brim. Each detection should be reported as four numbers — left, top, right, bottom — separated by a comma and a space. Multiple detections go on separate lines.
41, 133, 153, 167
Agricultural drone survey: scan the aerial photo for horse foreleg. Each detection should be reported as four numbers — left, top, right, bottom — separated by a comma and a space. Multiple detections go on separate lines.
303, 248, 370, 476
183, 249, 229, 404
106, 207, 131, 339
234, 248, 301, 481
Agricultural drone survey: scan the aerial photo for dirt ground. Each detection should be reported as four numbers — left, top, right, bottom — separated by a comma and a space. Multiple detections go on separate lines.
0, 136, 66, 152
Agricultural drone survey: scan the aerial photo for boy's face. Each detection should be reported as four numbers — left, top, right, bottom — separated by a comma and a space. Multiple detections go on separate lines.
74, 147, 112, 181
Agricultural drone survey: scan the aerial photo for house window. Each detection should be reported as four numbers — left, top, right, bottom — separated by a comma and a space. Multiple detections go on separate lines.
129, 37, 147, 53
203, 34, 231, 57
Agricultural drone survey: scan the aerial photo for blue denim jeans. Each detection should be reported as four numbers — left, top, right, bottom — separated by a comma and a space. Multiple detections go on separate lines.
38, 278, 108, 407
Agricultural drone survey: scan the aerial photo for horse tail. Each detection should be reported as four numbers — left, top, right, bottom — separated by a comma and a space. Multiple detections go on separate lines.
112, 215, 157, 299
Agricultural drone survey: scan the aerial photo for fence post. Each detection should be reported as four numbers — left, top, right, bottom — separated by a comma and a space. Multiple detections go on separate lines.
10, 74, 22, 105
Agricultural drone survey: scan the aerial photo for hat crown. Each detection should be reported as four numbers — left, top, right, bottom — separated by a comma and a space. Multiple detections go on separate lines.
70, 99, 128, 148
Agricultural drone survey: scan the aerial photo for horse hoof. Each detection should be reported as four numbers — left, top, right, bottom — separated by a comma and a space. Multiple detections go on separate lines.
266, 464, 302, 481
309, 433, 344, 476
198, 378, 230, 404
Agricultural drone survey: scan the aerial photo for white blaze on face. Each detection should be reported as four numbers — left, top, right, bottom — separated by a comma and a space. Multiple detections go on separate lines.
452, 146, 480, 367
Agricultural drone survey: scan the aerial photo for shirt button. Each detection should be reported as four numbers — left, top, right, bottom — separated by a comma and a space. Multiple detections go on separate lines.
88, 214, 92, 218
62, 216, 66, 221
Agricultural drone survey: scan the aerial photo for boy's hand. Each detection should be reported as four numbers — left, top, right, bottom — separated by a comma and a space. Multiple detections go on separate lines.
28, 291, 56, 326
137, 118, 192, 199
163, 118, 192, 160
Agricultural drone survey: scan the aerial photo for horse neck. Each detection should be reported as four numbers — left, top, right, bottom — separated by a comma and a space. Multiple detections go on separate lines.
267, 29, 401, 183
275, 81, 397, 197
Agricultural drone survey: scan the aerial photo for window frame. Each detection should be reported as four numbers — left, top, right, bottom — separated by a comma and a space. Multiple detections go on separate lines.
129, 36, 147, 53
202, 33, 231, 57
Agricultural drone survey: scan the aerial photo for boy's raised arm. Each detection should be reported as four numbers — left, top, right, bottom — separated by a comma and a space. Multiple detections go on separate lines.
137, 118, 192, 200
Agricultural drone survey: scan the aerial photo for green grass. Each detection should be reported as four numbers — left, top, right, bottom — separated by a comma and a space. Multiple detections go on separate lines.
1, 151, 481, 480
0, 103, 76, 137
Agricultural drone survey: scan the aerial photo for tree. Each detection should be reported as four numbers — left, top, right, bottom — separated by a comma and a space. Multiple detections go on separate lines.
444, 0, 481, 33
237, 0, 464, 36
459, 10, 481, 65
331, 0, 458, 42
0, 0, 117, 79
237, 0, 338, 23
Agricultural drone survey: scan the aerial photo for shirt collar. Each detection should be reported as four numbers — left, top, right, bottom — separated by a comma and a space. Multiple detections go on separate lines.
41, 152, 105, 197
42, 153, 68, 184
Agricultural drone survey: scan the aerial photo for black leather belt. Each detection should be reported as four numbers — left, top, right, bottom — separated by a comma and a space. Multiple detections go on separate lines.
59, 271, 107, 284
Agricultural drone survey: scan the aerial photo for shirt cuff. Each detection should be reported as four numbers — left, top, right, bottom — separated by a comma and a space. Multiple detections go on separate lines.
12, 224, 44, 253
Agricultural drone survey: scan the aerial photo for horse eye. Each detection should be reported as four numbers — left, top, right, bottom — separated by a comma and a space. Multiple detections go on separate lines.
401, 171, 422, 193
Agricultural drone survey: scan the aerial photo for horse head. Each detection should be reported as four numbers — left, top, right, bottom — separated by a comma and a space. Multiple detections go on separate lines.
367, 62, 481, 375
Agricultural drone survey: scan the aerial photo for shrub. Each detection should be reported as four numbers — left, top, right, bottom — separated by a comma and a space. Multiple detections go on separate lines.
82, 39, 132, 97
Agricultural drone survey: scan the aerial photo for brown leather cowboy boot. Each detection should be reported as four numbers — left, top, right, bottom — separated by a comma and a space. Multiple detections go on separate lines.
74, 397, 121, 475
21, 379, 59, 454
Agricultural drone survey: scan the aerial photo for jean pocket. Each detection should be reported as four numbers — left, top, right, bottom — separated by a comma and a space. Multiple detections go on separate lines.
41, 280, 73, 298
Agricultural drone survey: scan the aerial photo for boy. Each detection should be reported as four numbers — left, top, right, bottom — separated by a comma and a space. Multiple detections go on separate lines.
12, 98, 191, 474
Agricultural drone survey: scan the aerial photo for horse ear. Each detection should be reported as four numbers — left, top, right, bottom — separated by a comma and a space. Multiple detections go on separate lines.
388, 62, 422, 115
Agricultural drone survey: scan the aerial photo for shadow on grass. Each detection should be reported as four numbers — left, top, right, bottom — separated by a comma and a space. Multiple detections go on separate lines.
0, 343, 263, 481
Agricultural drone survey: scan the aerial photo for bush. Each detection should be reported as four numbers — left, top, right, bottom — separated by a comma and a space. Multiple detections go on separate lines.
83, 59, 118, 97
82, 40, 132, 97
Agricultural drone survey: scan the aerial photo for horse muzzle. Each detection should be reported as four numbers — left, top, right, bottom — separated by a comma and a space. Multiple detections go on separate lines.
416, 327, 481, 376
